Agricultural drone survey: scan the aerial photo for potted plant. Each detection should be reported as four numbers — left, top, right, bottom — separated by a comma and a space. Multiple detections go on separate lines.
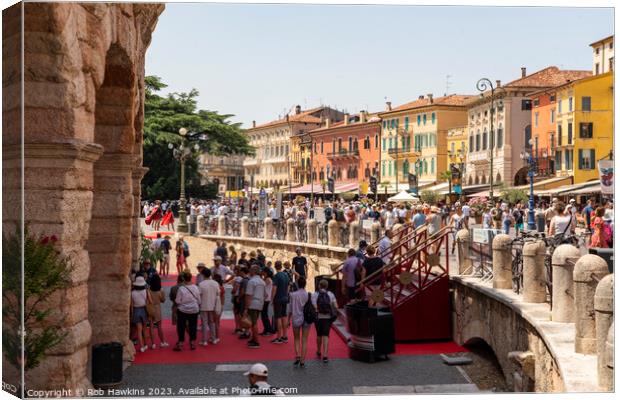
467, 196, 488, 224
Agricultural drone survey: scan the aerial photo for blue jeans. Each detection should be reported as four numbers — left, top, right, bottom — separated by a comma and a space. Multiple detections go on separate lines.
503, 221, 511, 235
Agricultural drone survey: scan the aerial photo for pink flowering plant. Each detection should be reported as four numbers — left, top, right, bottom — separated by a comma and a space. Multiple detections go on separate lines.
467, 196, 488, 217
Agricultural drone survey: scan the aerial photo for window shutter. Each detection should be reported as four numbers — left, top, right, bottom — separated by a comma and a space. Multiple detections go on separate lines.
591, 149, 595, 170
578, 149, 583, 169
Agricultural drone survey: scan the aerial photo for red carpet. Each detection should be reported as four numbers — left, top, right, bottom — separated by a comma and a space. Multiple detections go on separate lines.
133, 319, 465, 365
144, 231, 175, 239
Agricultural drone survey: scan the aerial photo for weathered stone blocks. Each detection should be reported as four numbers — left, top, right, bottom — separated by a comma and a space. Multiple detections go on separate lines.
492, 234, 512, 289
594, 274, 613, 390
574, 254, 609, 354
551, 244, 581, 322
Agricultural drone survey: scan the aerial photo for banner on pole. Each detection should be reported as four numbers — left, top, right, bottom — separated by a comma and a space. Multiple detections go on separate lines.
598, 159, 614, 195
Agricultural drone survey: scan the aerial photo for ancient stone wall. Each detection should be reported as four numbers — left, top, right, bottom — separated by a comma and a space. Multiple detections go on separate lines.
2, 2, 164, 392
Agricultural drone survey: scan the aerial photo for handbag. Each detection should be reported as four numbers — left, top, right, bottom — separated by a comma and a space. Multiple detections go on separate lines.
145, 291, 155, 318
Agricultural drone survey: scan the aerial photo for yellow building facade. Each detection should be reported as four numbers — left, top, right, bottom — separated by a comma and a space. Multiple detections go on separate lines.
554, 72, 613, 183
378, 95, 473, 192
446, 125, 468, 170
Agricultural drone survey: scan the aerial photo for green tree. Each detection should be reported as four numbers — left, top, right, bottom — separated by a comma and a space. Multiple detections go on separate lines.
142, 76, 254, 200
420, 190, 440, 204
499, 185, 529, 205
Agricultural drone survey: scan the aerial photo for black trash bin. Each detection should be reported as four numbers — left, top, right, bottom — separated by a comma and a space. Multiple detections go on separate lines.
345, 300, 395, 362
92, 342, 123, 387
589, 247, 613, 273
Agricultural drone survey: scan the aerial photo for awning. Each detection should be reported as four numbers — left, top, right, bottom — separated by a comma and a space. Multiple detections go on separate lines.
569, 185, 602, 195
335, 182, 359, 193
289, 184, 315, 194
514, 175, 573, 191
537, 180, 600, 196
423, 182, 449, 194
388, 190, 420, 202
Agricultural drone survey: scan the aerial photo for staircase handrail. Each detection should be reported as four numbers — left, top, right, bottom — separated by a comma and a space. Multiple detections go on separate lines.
356, 226, 453, 300
327, 221, 420, 279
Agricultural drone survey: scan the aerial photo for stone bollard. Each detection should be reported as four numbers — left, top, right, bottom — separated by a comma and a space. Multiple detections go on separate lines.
595, 274, 614, 390
605, 322, 614, 391
217, 215, 226, 236
264, 217, 274, 240
455, 229, 472, 274
349, 220, 360, 248
240, 216, 250, 238
574, 254, 609, 354
522, 240, 547, 303
328, 220, 340, 247
197, 215, 205, 234
286, 218, 296, 242
551, 244, 581, 322
492, 234, 512, 289
370, 222, 382, 243
307, 219, 318, 244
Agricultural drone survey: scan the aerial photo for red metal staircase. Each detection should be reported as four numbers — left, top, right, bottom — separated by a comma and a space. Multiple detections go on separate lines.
330, 226, 453, 342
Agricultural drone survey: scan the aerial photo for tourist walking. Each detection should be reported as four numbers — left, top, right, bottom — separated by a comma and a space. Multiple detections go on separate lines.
244, 265, 266, 348
548, 201, 574, 238
146, 274, 168, 349
361, 245, 384, 300
174, 271, 201, 351
198, 268, 221, 346
260, 268, 275, 336
289, 277, 311, 367
313, 279, 338, 363
131, 276, 151, 353
292, 247, 308, 282
160, 235, 172, 276
590, 206, 609, 248
161, 208, 175, 231
175, 235, 188, 274
271, 261, 290, 344
341, 248, 360, 303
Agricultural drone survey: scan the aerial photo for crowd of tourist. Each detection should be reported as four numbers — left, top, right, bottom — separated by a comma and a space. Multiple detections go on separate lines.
129, 243, 339, 367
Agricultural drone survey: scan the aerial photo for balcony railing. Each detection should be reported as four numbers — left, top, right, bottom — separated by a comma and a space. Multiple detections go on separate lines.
387, 147, 419, 158
327, 149, 360, 159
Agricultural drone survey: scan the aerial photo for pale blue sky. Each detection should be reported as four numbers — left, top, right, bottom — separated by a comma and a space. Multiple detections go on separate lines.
146, 3, 613, 128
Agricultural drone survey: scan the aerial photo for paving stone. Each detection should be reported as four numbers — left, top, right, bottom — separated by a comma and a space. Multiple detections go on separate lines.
414, 383, 479, 393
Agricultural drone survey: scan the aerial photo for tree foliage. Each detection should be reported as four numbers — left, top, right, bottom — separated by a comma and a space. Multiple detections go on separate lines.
499, 185, 529, 205
142, 76, 254, 200
420, 190, 440, 204
2, 229, 73, 371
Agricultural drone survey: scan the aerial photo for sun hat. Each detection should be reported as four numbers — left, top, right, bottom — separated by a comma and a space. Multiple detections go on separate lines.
213, 255, 222, 261
197, 262, 206, 269
134, 276, 147, 287
244, 363, 268, 377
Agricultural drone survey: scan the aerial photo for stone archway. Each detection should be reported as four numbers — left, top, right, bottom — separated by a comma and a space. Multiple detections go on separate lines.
3, 2, 165, 392
514, 166, 529, 186
85, 43, 138, 361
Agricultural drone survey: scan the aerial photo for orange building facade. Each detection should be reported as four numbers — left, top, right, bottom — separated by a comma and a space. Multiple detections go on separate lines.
309, 112, 382, 193
529, 89, 559, 176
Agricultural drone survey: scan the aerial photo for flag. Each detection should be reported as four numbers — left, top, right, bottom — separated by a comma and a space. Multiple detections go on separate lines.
598, 159, 613, 195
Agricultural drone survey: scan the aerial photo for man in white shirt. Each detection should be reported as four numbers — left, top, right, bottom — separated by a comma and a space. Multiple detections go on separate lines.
378, 229, 393, 265
198, 268, 221, 345
244, 265, 266, 348
461, 203, 471, 227
211, 256, 234, 283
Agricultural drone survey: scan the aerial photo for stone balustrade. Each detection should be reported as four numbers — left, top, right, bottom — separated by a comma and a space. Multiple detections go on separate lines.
453, 238, 613, 393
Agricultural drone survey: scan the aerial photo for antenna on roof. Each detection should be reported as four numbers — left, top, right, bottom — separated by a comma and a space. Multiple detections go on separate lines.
445, 74, 452, 96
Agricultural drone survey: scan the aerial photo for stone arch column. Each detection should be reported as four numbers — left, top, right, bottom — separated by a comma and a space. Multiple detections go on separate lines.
85, 43, 139, 361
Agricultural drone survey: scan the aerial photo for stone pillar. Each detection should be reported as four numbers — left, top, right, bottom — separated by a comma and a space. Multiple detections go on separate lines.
349, 220, 360, 248
131, 166, 148, 273
522, 240, 547, 303
264, 217, 274, 240
595, 274, 614, 390
492, 234, 512, 289
370, 221, 382, 243
328, 219, 339, 247
307, 219, 318, 244
455, 229, 472, 274
392, 222, 403, 238
286, 218, 296, 242
217, 215, 226, 236
605, 323, 614, 390
551, 244, 581, 322
573, 254, 609, 354
241, 216, 250, 238
196, 215, 205, 234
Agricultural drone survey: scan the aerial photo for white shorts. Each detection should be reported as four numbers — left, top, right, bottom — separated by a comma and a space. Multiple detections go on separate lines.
163, 254, 170, 262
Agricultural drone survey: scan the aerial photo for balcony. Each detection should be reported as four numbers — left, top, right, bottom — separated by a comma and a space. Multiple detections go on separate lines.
327, 149, 360, 160
468, 150, 491, 165
243, 158, 261, 166
387, 147, 420, 159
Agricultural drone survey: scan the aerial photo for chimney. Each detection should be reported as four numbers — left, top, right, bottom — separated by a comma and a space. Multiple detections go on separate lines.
252, 120, 256, 128
496, 80, 501, 87
344, 113, 350, 125
521, 67, 527, 78
295, 105, 301, 115
418, 95, 424, 100
427, 93, 433, 103
325, 118, 331, 128
386, 101, 392, 111
360, 110, 367, 123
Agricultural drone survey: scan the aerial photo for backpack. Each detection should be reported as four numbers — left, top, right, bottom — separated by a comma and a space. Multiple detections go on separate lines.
317, 291, 332, 314
324, 207, 333, 221
183, 242, 190, 257
303, 293, 317, 324
335, 209, 346, 222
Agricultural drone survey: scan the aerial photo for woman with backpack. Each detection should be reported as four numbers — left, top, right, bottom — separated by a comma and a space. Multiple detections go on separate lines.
289, 277, 311, 368
175, 235, 189, 274
312, 279, 338, 363
173, 271, 201, 351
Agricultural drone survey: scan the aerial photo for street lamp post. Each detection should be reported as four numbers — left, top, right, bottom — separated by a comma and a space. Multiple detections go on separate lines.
170, 127, 208, 233
520, 140, 537, 230
476, 78, 503, 204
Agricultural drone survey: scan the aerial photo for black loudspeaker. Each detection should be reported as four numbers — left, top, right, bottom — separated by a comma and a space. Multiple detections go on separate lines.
92, 342, 123, 387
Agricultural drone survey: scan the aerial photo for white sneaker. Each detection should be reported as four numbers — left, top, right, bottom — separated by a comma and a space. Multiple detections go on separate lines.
160, 342, 169, 348
140, 345, 147, 352
151, 344, 157, 349
212, 338, 220, 344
